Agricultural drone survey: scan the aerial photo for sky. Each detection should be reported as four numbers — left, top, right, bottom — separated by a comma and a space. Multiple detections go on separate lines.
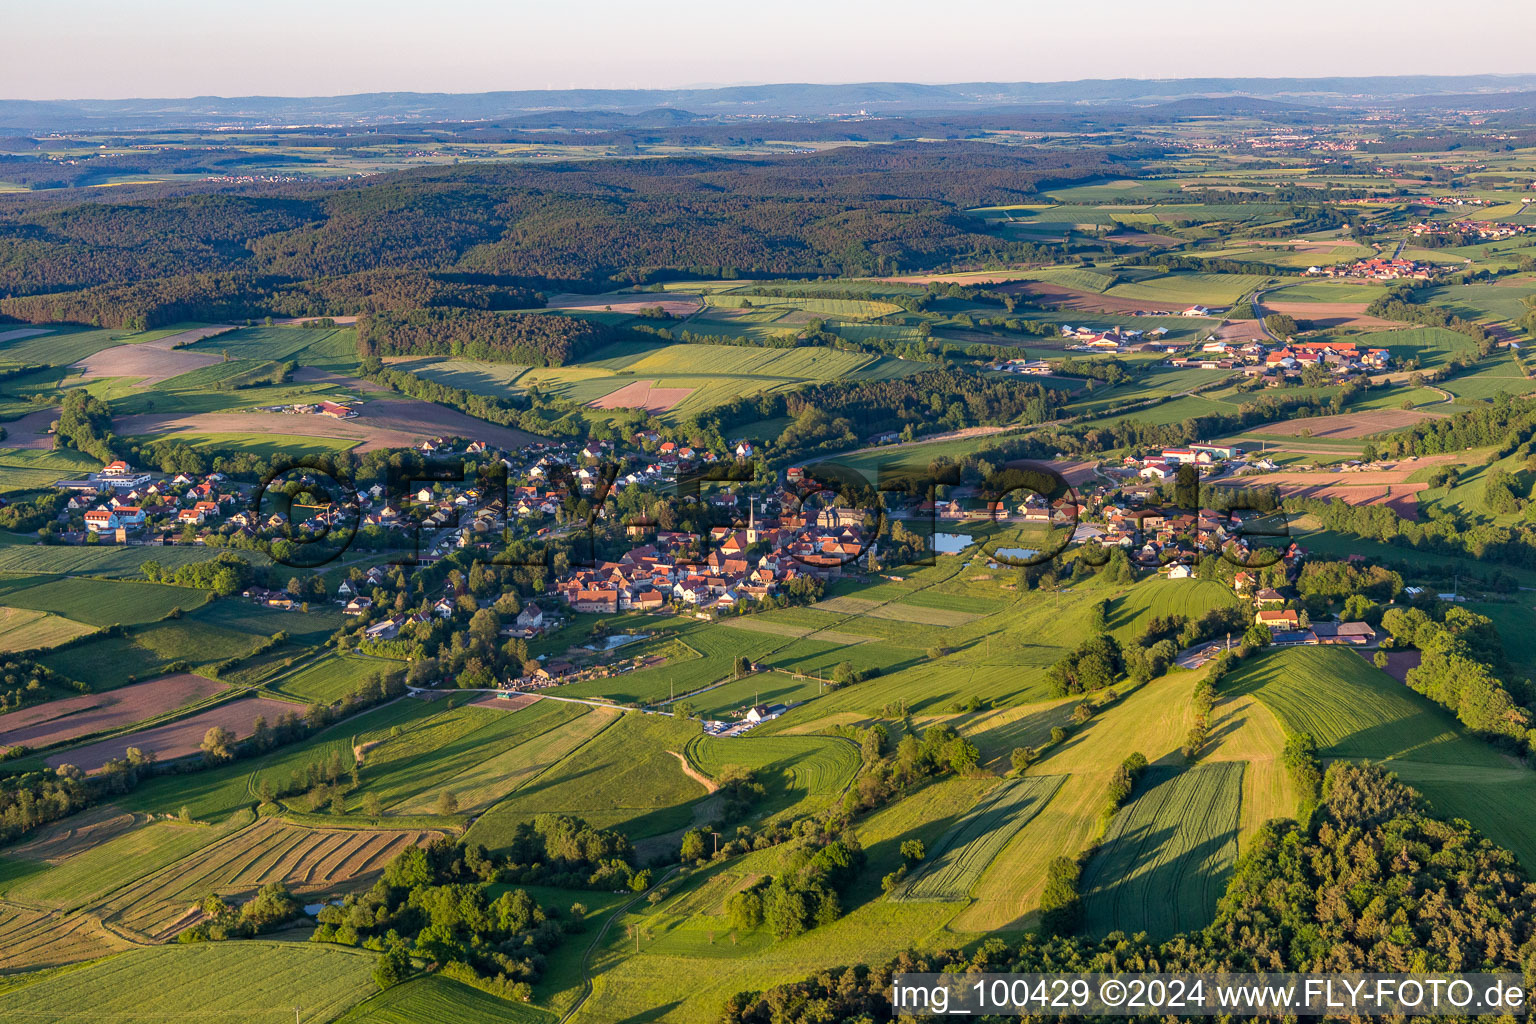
6, 0, 1536, 100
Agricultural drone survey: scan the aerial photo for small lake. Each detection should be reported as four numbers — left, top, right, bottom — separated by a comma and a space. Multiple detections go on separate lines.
933, 532, 972, 554
991, 547, 1040, 561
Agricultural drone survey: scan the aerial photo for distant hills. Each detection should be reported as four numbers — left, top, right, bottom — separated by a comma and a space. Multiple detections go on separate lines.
5, 75, 1536, 132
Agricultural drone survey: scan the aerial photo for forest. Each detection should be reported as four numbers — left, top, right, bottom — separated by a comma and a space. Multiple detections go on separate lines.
721, 764, 1536, 1023
0, 143, 1140, 330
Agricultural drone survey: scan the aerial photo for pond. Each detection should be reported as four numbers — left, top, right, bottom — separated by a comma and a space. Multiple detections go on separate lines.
932, 532, 972, 554
991, 546, 1041, 561
583, 633, 653, 652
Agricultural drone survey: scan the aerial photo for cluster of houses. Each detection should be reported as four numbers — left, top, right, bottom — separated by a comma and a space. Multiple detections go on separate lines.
55, 461, 244, 541
1173, 336, 1390, 381
1410, 219, 1531, 242
1307, 257, 1436, 281
552, 504, 870, 616
1055, 323, 1183, 354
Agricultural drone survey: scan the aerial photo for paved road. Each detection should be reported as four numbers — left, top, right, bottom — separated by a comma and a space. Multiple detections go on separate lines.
1250, 289, 1279, 341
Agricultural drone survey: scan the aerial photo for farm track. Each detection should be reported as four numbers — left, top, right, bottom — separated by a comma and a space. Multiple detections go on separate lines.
668, 750, 720, 793
559, 866, 682, 1024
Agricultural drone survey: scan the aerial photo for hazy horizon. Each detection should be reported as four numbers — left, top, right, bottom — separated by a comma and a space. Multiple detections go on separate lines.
7, 0, 1536, 102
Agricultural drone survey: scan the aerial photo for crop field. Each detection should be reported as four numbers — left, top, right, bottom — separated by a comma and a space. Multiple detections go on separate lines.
891, 774, 1065, 902
1224, 647, 1505, 766
465, 711, 707, 845
0, 941, 378, 1023
38, 633, 176, 689
0, 811, 253, 911
92, 817, 444, 940
1440, 356, 1536, 401
0, 574, 209, 627
0, 901, 132, 974
1013, 267, 1121, 293
1103, 272, 1268, 307
131, 430, 363, 459
270, 654, 391, 703
703, 293, 902, 319
0, 326, 133, 366
38, 599, 311, 689
685, 733, 859, 817
677, 670, 826, 719
0, 447, 101, 492
1224, 647, 1536, 865
1424, 277, 1536, 324
1369, 326, 1480, 370
1079, 762, 1244, 939
45, 695, 302, 772
339, 975, 555, 1024
0, 606, 94, 652
113, 700, 431, 821
950, 669, 1210, 933
0, 542, 270, 578
185, 325, 356, 363
409, 341, 918, 424
368, 698, 611, 815
1107, 579, 1242, 643
0, 673, 225, 753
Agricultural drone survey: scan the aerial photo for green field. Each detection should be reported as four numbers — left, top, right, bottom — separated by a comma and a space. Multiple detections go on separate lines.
1424, 277, 1536, 324
37, 598, 325, 688
338, 974, 555, 1024
703, 293, 902, 319
116, 700, 430, 820
356, 697, 597, 815
0, 574, 209, 627
891, 774, 1065, 902
1107, 578, 1242, 643
404, 340, 919, 425
1079, 762, 1244, 938
132, 431, 362, 459
186, 326, 356, 363
0, 447, 102, 493
0, 543, 271, 578
0, 326, 136, 367
0, 941, 377, 1023
464, 710, 706, 844
1367, 326, 1480, 371
0, 607, 95, 652
1104, 271, 1269, 307
0, 810, 254, 910
684, 733, 859, 818
1224, 647, 1500, 765
270, 654, 393, 703
1264, 280, 1387, 304
1226, 646, 1536, 867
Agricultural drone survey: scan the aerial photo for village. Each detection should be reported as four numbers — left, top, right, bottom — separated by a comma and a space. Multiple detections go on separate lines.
36, 419, 1398, 736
